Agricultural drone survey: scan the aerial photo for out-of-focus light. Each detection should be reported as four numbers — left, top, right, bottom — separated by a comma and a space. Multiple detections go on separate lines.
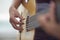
0, 13, 9, 21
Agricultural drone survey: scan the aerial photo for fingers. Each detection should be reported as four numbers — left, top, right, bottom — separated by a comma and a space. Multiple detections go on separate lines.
11, 22, 23, 31
14, 10, 25, 20
38, 14, 49, 27
9, 7, 25, 31
49, 1, 56, 22
16, 12, 25, 20
11, 22, 20, 30
10, 16, 20, 24
10, 16, 24, 31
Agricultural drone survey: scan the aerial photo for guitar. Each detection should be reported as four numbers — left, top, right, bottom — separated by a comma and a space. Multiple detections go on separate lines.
17, 0, 50, 40
22, 0, 36, 16
17, 0, 36, 40
17, 0, 60, 40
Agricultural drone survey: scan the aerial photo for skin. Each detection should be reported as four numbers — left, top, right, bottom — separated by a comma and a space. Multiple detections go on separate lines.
9, 0, 24, 31
38, 1, 60, 39
9, 0, 60, 39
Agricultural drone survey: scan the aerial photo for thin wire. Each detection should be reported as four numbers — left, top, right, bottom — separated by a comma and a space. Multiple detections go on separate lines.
19, 12, 23, 40
19, 31, 22, 40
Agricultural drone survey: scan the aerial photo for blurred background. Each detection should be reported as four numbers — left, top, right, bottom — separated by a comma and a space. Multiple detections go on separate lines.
0, 0, 18, 40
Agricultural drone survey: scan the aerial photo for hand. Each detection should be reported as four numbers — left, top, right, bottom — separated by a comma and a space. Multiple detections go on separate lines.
9, 7, 25, 31
38, 1, 60, 39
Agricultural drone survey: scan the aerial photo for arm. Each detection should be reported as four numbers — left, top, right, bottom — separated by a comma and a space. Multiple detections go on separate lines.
10, 0, 22, 9
9, 0, 24, 31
